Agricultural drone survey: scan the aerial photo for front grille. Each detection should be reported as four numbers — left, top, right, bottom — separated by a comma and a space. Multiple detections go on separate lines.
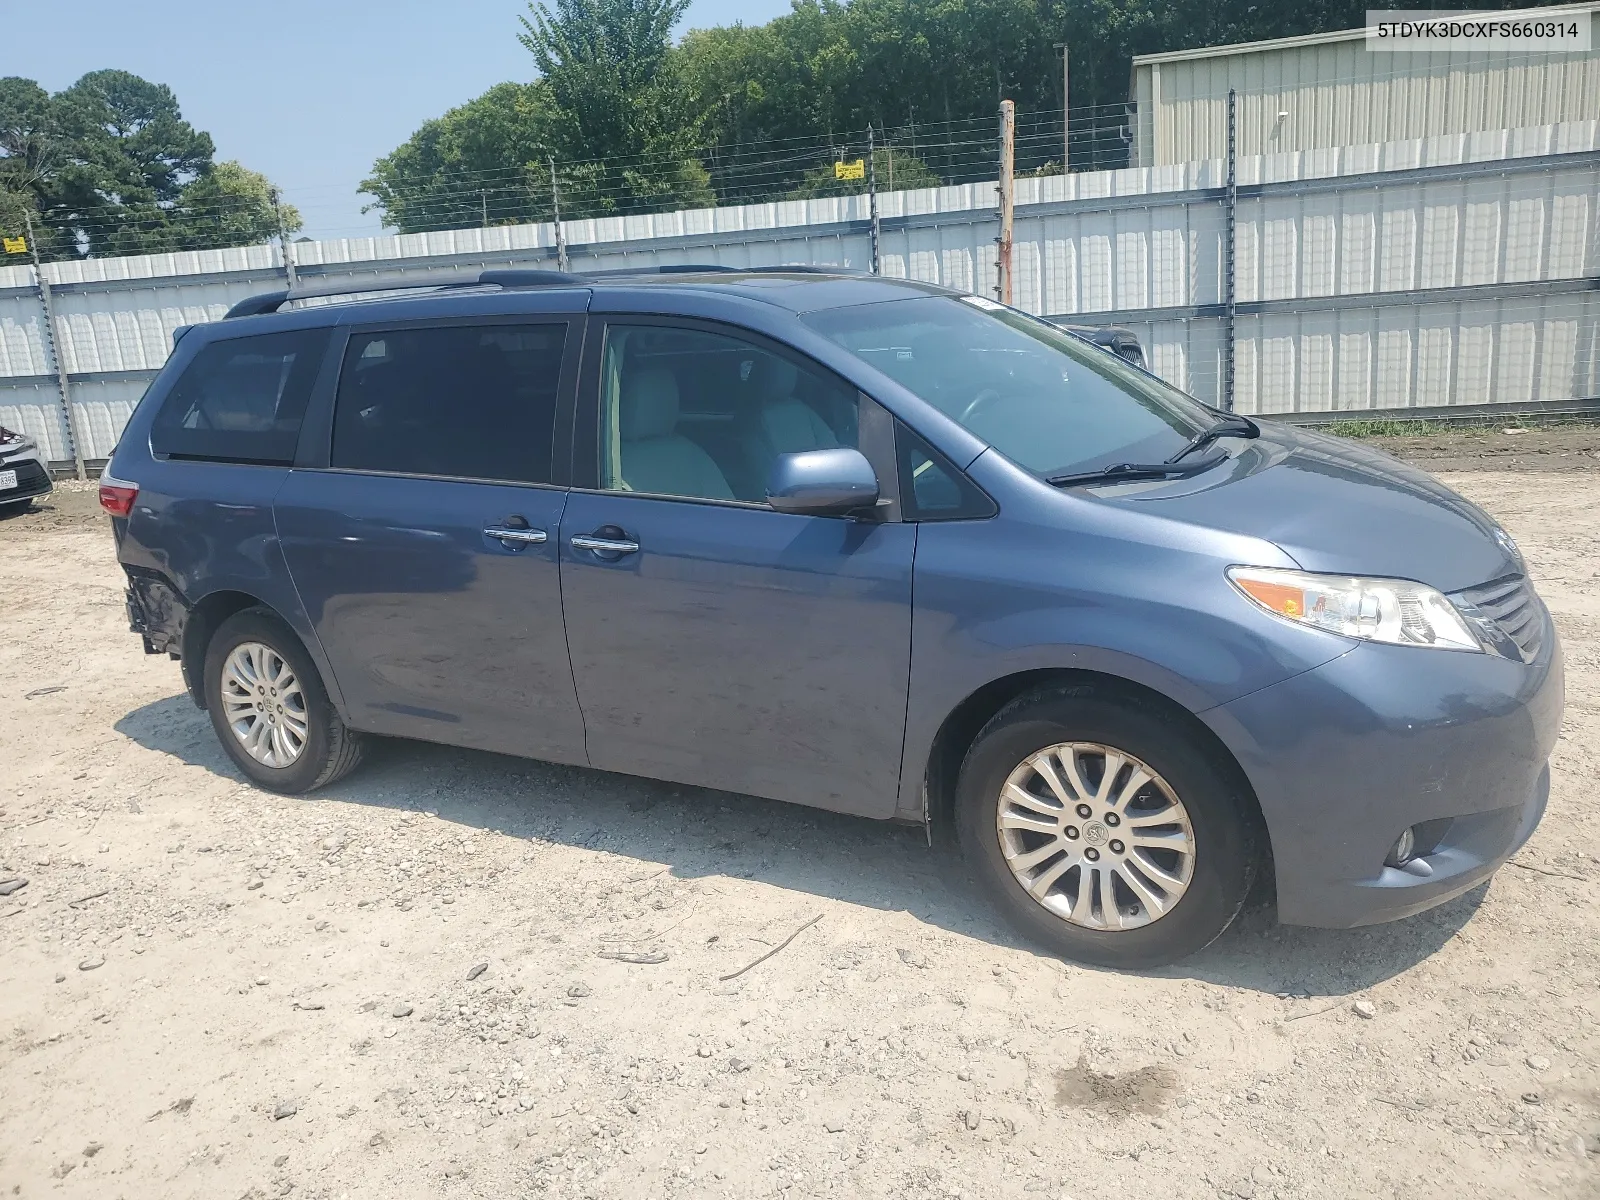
0, 458, 49, 491
1457, 575, 1545, 662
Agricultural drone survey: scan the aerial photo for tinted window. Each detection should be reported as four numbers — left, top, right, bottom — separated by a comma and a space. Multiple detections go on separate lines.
804, 295, 1214, 479
598, 324, 858, 503
332, 323, 567, 483
896, 423, 996, 521
151, 329, 327, 464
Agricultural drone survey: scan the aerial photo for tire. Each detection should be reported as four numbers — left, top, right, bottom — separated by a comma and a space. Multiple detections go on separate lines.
202, 607, 365, 795
956, 686, 1257, 969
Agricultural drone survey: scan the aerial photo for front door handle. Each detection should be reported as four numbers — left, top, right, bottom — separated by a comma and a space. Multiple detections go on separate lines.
570, 533, 640, 555
484, 525, 548, 548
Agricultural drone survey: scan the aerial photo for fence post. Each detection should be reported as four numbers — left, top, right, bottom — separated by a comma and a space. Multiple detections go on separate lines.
1055, 42, 1070, 171
996, 99, 1015, 304
1222, 88, 1238, 413
272, 188, 298, 292
549, 157, 570, 273
867, 125, 881, 276
24, 212, 85, 480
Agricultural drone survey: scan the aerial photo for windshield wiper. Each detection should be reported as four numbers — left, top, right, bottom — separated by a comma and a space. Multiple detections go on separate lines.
1165, 414, 1258, 464
1047, 451, 1229, 488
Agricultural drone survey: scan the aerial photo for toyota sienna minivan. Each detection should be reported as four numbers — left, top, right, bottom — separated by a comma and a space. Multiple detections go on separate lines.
101, 267, 1563, 967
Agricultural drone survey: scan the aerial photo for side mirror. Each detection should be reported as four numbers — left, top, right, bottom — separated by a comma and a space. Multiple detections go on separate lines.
765, 448, 880, 516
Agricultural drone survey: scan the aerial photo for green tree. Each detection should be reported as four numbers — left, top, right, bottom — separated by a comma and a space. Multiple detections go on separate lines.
51, 69, 215, 256
366, 0, 1556, 229
2, 70, 296, 259
178, 161, 300, 249
360, 82, 553, 233
0, 77, 71, 258
519, 0, 714, 216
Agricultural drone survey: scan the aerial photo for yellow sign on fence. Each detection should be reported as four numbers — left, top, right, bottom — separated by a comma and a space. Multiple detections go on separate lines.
834, 159, 865, 181
1, 236, 26, 255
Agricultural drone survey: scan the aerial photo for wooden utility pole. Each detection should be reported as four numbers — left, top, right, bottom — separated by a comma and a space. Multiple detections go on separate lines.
996, 99, 1015, 304
24, 211, 84, 479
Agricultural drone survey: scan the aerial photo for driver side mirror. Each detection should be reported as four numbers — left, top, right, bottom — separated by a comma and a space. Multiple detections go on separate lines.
765, 448, 880, 516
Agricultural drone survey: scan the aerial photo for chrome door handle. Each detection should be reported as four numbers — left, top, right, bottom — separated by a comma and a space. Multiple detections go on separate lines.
570, 534, 640, 555
484, 526, 547, 545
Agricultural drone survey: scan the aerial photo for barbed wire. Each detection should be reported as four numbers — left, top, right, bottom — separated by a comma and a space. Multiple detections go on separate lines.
10, 41, 1590, 253
12, 108, 1136, 245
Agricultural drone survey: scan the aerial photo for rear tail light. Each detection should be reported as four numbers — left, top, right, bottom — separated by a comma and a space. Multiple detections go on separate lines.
98, 471, 139, 517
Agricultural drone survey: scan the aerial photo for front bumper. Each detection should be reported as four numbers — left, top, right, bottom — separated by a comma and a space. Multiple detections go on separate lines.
1201, 615, 1564, 928
0, 452, 52, 504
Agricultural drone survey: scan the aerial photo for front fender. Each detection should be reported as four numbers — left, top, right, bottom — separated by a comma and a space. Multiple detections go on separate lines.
896, 493, 1351, 821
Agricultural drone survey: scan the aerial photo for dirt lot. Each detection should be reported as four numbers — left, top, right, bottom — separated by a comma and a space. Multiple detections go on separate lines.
1354, 423, 1600, 474
2, 456, 1597, 1200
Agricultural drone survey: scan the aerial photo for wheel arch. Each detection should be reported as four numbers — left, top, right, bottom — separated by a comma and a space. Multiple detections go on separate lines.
922, 669, 1268, 860
179, 590, 274, 709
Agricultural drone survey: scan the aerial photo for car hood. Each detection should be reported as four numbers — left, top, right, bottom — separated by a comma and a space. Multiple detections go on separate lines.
1096, 421, 1518, 593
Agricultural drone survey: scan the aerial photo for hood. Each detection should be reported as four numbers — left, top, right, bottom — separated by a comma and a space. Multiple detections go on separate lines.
1096, 422, 1519, 593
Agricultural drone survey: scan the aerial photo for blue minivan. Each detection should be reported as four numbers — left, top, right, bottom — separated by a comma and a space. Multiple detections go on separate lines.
102, 268, 1563, 967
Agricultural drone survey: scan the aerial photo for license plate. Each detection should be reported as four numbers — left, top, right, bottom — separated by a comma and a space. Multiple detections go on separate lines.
0, 469, 16, 490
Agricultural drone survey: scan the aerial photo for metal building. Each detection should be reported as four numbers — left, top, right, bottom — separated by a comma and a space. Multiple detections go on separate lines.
1130, 1, 1600, 167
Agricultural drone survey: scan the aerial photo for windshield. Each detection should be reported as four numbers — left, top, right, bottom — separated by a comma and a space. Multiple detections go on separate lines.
803, 294, 1218, 478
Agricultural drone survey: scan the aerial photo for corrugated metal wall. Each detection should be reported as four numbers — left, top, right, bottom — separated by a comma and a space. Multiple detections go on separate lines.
1131, 5, 1600, 168
3, 122, 1596, 465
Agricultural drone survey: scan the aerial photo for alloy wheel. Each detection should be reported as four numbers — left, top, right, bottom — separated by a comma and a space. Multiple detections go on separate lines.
220, 641, 309, 768
994, 742, 1196, 931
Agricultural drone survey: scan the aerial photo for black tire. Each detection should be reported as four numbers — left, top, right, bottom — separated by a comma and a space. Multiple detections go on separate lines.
956, 686, 1257, 969
202, 607, 365, 795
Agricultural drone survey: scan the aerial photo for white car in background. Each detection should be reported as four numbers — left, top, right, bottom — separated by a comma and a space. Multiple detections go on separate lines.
0, 425, 53, 512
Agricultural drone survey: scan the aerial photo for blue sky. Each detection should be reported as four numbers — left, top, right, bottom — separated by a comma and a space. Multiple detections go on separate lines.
15, 0, 795, 241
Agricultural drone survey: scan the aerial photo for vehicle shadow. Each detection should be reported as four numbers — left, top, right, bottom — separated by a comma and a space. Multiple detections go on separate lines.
115, 692, 1482, 997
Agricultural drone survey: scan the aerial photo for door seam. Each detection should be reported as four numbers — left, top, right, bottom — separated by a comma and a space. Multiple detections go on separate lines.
552, 488, 596, 768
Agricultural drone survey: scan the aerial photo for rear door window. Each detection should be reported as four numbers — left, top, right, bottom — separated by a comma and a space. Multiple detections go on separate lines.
331, 323, 568, 484
151, 329, 328, 464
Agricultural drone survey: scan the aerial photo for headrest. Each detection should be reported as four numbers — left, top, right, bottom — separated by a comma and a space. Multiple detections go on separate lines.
746, 353, 798, 401
620, 368, 680, 440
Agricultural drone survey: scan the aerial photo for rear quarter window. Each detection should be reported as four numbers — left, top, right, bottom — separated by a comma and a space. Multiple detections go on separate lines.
150, 329, 329, 464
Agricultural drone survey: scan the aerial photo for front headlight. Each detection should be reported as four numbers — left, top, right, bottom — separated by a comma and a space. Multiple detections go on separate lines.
1228, 567, 1482, 652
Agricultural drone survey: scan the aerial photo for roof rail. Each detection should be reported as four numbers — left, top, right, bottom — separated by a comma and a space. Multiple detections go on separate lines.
583, 264, 740, 277
583, 264, 860, 277
740, 264, 863, 275
223, 268, 587, 319
221, 262, 860, 319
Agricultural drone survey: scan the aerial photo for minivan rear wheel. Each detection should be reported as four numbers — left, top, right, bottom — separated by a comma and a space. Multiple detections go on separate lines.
956, 687, 1256, 968
203, 607, 365, 794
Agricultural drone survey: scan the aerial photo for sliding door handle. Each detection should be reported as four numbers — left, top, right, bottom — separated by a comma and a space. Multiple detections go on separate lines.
570, 533, 640, 555
484, 525, 547, 547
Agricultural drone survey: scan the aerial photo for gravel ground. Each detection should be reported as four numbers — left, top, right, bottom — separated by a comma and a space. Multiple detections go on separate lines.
1, 460, 1597, 1200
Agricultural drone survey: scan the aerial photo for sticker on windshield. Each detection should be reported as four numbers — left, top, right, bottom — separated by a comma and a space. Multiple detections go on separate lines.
959, 294, 1005, 312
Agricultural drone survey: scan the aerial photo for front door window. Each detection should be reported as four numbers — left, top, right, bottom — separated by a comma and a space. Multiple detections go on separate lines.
598, 325, 860, 504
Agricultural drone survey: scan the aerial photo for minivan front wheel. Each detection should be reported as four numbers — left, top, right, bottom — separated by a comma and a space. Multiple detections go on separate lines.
956, 688, 1256, 968
203, 607, 364, 794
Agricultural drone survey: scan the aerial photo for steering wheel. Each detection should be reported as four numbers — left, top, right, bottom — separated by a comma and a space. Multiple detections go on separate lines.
959, 387, 1005, 425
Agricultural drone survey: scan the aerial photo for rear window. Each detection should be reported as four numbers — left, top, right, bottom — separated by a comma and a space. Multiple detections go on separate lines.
331, 323, 567, 484
151, 329, 328, 464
